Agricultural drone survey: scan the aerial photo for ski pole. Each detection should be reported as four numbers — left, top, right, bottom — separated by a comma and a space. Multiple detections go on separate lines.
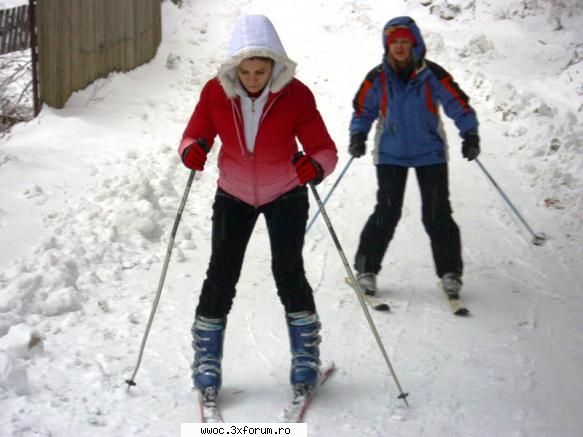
305, 157, 354, 234
125, 169, 196, 390
293, 153, 409, 406
475, 158, 547, 246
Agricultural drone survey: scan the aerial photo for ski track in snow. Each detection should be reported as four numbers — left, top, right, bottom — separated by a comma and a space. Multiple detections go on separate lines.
1, 0, 582, 436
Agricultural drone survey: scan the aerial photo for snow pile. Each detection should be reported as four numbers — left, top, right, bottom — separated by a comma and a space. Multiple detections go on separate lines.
0, 351, 30, 395
419, 0, 583, 240
0, 323, 43, 359
0, 146, 191, 320
0, 324, 42, 396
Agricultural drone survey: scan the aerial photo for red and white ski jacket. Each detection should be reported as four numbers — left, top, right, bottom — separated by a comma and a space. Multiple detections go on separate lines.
180, 77, 337, 206
179, 15, 337, 206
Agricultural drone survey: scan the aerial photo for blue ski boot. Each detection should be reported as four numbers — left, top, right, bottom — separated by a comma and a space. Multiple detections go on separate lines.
287, 311, 321, 395
191, 316, 226, 393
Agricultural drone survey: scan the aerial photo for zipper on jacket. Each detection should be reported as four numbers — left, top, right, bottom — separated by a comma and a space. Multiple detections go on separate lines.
230, 98, 260, 204
231, 99, 248, 158
251, 154, 259, 206
252, 93, 282, 205
232, 91, 284, 206
258, 93, 282, 127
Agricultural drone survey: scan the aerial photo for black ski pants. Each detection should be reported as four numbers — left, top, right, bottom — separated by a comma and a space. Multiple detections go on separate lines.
196, 186, 316, 319
354, 163, 463, 278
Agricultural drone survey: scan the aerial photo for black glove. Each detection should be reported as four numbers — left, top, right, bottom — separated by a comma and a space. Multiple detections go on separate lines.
462, 133, 480, 161
348, 132, 367, 158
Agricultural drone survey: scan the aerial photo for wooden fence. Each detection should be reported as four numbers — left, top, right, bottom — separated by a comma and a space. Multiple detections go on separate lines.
36, 0, 162, 108
0, 5, 30, 55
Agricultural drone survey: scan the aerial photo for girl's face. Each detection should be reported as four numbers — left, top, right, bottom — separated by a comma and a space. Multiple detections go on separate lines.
237, 58, 273, 94
388, 38, 413, 64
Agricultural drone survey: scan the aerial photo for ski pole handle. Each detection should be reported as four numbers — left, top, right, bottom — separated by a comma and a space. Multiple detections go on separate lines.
292, 151, 304, 164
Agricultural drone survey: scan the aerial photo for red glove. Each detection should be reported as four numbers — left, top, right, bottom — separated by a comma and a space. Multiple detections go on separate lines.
182, 140, 209, 171
294, 154, 323, 185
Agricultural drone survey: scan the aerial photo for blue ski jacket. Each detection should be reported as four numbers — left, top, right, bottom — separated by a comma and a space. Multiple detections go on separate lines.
350, 16, 479, 167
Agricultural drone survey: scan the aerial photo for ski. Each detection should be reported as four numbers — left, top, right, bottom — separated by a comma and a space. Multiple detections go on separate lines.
438, 283, 470, 316
345, 277, 390, 312
198, 387, 224, 423
282, 362, 336, 423
445, 295, 469, 316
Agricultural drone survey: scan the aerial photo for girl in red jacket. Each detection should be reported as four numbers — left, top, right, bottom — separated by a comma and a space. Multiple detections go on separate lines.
179, 15, 338, 403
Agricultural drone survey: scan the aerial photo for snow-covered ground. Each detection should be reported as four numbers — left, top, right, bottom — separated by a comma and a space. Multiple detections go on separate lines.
1, 0, 582, 435
0, 0, 25, 8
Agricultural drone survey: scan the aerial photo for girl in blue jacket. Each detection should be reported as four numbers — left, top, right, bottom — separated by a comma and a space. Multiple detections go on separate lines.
349, 16, 480, 297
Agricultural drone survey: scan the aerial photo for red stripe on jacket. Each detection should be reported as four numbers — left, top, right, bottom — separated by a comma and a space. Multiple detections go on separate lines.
356, 80, 373, 115
440, 76, 471, 112
425, 81, 437, 115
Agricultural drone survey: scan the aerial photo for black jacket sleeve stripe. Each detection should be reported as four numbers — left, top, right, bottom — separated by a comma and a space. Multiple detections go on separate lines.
425, 59, 471, 107
352, 64, 383, 113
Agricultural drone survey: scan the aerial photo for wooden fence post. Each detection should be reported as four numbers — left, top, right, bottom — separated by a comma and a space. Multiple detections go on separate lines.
29, 0, 41, 115
35, 0, 161, 109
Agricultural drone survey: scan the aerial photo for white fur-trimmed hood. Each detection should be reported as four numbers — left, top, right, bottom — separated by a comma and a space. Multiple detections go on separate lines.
217, 15, 297, 98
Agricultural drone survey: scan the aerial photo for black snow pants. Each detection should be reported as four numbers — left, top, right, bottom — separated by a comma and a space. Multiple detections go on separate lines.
196, 186, 316, 319
354, 163, 463, 278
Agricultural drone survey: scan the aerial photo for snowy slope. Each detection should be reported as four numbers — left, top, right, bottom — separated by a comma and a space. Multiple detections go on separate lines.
1, 0, 582, 436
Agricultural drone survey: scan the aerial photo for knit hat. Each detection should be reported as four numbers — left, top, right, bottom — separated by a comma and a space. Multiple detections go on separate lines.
386, 26, 416, 45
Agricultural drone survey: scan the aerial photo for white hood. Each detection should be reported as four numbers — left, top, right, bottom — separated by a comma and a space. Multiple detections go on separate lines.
217, 15, 297, 98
